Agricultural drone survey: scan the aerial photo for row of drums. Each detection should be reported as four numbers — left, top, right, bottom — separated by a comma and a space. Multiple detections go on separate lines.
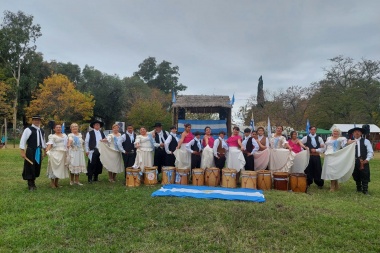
126, 166, 308, 193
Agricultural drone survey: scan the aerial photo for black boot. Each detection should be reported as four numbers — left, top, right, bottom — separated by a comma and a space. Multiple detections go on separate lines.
27, 180, 33, 191
31, 180, 37, 190
362, 182, 369, 195
88, 175, 93, 184
356, 181, 362, 192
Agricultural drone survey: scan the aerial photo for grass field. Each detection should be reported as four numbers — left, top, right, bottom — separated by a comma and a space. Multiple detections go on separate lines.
1, 148, 379, 252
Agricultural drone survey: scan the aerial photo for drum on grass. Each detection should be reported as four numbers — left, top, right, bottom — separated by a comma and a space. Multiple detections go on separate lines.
289, 173, 307, 193
192, 168, 204, 186
162, 166, 176, 185
221, 168, 237, 188
257, 170, 272, 190
273, 172, 289, 191
241, 171, 257, 189
126, 167, 141, 187
144, 166, 158, 185
205, 167, 220, 186
175, 168, 190, 185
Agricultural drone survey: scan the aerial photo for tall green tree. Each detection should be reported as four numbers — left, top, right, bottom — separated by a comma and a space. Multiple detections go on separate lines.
0, 10, 41, 135
134, 56, 187, 94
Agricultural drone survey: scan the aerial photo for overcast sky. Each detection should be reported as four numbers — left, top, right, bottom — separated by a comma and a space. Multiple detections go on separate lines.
2, 0, 380, 122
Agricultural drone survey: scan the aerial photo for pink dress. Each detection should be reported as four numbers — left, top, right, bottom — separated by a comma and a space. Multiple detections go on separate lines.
288, 140, 302, 154
183, 132, 194, 144
226, 135, 241, 147
202, 136, 215, 148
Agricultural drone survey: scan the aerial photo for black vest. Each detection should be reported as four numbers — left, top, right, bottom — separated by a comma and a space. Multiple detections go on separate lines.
358, 138, 368, 159
168, 135, 178, 152
246, 137, 254, 153
26, 127, 45, 149
306, 135, 320, 149
89, 130, 105, 150
122, 133, 136, 152
155, 131, 168, 144
191, 139, 200, 152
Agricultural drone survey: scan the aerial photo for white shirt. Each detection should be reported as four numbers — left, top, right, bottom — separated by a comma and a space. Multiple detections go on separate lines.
117, 131, 135, 153
242, 137, 260, 155
213, 137, 229, 157
186, 138, 202, 153
151, 130, 169, 148
19, 124, 46, 150
164, 133, 179, 154
355, 137, 374, 161
85, 129, 103, 152
301, 134, 325, 153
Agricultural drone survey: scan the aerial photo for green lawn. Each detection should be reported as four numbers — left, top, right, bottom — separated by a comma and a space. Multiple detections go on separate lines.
1, 148, 379, 252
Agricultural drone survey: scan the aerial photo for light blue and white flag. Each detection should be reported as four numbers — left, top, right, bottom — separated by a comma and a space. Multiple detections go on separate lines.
306, 119, 310, 135
267, 117, 271, 138
250, 112, 255, 130
172, 90, 176, 103
152, 184, 265, 202
62, 122, 65, 134
229, 94, 235, 105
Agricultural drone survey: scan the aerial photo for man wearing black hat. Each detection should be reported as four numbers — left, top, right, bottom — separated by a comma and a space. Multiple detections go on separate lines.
19, 115, 47, 190
85, 120, 106, 183
151, 123, 169, 175
117, 124, 137, 180
348, 127, 373, 195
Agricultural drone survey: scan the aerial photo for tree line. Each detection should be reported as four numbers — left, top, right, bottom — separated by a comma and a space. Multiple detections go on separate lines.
0, 10, 186, 136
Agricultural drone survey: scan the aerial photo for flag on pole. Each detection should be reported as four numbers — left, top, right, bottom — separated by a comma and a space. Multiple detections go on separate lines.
250, 112, 254, 130
229, 94, 235, 105
306, 119, 310, 135
172, 90, 176, 103
61, 122, 65, 133
267, 117, 271, 138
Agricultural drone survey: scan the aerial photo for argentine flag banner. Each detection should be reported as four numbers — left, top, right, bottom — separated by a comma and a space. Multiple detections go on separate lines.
152, 184, 265, 203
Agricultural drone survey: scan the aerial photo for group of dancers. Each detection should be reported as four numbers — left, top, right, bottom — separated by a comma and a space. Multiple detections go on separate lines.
20, 115, 373, 194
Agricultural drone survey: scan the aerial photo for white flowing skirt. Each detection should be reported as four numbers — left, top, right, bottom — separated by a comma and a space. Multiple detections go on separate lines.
290, 150, 310, 173
68, 148, 87, 174
253, 149, 270, 171
133, 148, 154, 172
99, 141, 124, 174
269, 148, 295, 172
226, 147, 246, 173
47, 150, 69, 179
201, 145, 215, 169
321, 143, 355, 182
174, 144, 191, 169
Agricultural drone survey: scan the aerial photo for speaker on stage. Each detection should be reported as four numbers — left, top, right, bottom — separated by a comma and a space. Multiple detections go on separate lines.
178, 108, 186, 120
219, 108, 227, 120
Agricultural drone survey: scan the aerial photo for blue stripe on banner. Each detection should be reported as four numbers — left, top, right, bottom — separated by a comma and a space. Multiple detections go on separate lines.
178, 120, 227, 134
151, 184, 265, 202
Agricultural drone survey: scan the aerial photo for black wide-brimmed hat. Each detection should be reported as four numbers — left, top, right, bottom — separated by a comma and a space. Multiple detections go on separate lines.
90, 120, 104, 128
348, 127, 366, 135
152, 122, 162, 128
31, 115, 43, 120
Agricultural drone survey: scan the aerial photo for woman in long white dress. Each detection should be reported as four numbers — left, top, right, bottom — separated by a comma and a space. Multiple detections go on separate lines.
132, 127, 154, 172
201, 126, 215, 169
175, 123, 193, 169
67, 123, 87, 185
226, 126, 245, 175
99, 124, 124, 182
46, 124, 69, 188
269, 126, 295, 172
321, 128, 355, 192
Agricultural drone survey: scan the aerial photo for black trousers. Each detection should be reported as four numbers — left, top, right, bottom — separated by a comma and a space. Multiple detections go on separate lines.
122, 152, 136, 178
352, 158, 370, 184
165, 153, 176, 167
243, 153, 254, 171
304, 155, 324, 187
22, 147, 42, 180
87, 148, 103, 180
191, 153, 201, 169
154, 148, 166, 174
214, 155, 226, 170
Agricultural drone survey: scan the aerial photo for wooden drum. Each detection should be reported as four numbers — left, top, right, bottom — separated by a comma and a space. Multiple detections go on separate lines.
257, 170, 272, 190
143, 166, 158, 185
241, 171, 257, 189
192, 168, 204, 186
221, 168, 237, 188
205, 167, 220, 186
161, 166, 176, 185
175, 168, 190, 185
289, 173, 307, 193
126, 167, 141, 187
273, 172, 289, 191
